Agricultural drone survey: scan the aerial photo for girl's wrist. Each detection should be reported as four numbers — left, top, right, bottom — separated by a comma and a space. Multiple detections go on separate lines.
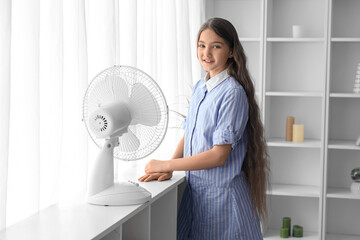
165, 160, 174, 172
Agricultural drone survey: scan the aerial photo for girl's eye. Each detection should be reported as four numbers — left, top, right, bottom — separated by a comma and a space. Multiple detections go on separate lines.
199, 44, 205, 48
214, 45, 221, 49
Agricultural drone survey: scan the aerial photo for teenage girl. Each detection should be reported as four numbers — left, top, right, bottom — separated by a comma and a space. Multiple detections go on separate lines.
139, 17, 269, 240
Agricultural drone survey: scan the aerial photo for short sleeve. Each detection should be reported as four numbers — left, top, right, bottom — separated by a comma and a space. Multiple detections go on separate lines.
212, 88, 249, 148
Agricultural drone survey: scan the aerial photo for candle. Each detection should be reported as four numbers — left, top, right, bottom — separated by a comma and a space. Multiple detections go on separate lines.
280, 227, 289, 238
293, 124, 304, 142
282, 217, 291, 236
286, 117, 295, 141
292, 225, 303, 237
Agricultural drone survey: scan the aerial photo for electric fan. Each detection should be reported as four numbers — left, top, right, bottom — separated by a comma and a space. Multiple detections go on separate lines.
83, 65, 168, 206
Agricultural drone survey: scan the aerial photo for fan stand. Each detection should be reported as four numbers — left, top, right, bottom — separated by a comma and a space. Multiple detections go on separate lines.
87, 137, 151, 206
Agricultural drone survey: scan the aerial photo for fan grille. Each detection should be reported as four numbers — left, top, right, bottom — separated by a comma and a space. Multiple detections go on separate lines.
83, 65, 168, 161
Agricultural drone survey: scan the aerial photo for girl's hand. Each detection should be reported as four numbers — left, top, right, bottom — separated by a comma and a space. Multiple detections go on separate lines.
145, 159, 169, 173
138, 172, 173, 182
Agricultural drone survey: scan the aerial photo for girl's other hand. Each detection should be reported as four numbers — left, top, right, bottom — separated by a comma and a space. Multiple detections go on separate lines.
138, 172, 173, 182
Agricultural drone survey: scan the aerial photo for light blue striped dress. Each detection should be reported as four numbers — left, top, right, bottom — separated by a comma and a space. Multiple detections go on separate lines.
177, 69, 262, 240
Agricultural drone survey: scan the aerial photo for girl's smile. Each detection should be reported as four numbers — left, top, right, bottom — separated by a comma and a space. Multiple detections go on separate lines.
203, 59, 215, 66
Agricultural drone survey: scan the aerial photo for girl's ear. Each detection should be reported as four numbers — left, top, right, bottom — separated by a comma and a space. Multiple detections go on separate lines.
229, 51, 233, 58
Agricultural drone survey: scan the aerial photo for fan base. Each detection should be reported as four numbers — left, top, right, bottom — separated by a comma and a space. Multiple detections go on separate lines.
87, 181, 151, 206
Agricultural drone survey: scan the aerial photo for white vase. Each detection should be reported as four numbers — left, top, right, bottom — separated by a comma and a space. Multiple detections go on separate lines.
350, 182, 360, 194
292, 25, 305, 38
354, 63, 360, 93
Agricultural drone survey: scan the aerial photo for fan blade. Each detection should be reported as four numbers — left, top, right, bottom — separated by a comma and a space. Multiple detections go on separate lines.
129, 83, 161, 126
117, 129, 140, 152
107, 75, 129, 102
88, 74, 129, 113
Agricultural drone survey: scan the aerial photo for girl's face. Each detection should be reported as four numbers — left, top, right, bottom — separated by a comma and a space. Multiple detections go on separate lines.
197, 29, 232, 78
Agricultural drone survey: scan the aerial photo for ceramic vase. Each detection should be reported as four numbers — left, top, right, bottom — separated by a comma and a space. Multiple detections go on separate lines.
354, 63, 360, 93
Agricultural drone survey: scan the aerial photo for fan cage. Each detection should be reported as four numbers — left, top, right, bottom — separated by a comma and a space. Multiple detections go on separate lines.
83, 65, 168, 161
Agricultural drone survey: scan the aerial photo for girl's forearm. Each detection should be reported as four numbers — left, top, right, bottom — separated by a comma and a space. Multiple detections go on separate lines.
166, 144, 232, 172
171, 134, 184, 159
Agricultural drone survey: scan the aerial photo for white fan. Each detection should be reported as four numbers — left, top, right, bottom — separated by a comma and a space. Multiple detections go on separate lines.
83, 65, 168, 206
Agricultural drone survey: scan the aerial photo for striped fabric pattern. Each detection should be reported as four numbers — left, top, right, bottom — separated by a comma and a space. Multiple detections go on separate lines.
177, 71, 262, 239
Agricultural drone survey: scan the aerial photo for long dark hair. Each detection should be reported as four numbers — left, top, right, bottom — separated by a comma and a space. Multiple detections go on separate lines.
197, 18, 270, 222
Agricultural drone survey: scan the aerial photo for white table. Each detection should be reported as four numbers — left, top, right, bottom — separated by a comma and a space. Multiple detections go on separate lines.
0, 171, 186, 240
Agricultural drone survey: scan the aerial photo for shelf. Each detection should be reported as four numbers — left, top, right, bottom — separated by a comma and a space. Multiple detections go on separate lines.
329, 93, 360, 98
327, 187, 360, 200
239, 37, 261, 42
326, 233, 360, 240
264, 229, 318, 240
267, 37, 324, 43
267, 184, 320, 198
266, 91, 323, 97
331, 37, 360, 42
265, 43, 325, 93
329, 43, 360, 93
328, 140, 360, 150
267, 138, 321, 148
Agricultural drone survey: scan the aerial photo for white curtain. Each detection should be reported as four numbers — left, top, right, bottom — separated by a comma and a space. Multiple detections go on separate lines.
0, 0, 205, 230
87, 0, 205, 125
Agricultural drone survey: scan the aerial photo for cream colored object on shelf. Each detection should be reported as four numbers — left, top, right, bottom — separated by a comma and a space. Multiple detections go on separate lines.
292, 124, 304, 142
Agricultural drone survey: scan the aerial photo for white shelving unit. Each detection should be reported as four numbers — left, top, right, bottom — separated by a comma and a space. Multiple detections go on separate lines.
264, 0, 327, 238
323, 1, 360, 239
206, 0, 360, 239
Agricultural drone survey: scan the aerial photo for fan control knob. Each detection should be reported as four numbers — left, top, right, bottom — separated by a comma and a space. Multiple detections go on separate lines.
128, 180, 139, 187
